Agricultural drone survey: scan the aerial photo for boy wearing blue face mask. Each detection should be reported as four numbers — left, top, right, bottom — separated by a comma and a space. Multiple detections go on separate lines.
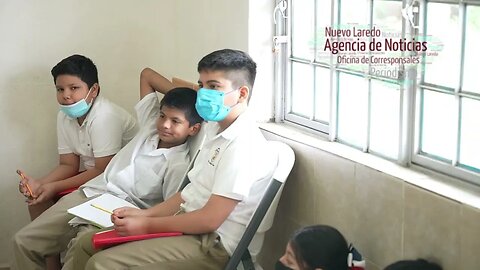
13, 60, 203, 270
69, 49, 278, 270
18, 55, 137, 219
15, 54, 137, 269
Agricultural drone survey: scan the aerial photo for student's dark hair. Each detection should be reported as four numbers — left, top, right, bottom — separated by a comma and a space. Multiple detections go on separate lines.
290, 225, 349, 270
197, 49, 256, 101
160, 87, 203, 126
384, 259, 442, 270
51, 54, 99, 90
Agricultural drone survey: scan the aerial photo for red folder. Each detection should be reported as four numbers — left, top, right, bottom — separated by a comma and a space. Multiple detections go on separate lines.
56, 187, 78, 198
92, 229, 183, 249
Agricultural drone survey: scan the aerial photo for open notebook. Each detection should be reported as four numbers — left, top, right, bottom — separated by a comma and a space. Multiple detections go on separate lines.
67, 193, 138, 228
93, 229, 183, 249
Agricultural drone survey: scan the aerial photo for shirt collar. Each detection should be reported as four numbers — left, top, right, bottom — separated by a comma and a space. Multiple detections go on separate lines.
218, 109, 252, 140
152, 139, 188, 159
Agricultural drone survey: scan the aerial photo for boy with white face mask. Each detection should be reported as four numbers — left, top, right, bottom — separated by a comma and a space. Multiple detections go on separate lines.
16, 54, 137, 268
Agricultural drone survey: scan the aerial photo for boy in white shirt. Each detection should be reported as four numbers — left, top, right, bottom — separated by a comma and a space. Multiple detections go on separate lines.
18, 54, 138, 219
16, 54, 138, 270
13, 69, 202, 270
70, 49, 277, 270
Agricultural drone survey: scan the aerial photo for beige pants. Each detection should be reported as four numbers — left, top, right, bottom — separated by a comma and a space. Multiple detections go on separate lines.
71, 229, 230, 270
12, 190, 98, 270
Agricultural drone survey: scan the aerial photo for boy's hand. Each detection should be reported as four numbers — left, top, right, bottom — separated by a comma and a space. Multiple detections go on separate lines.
17, 172, 39, 199
28, 182, 56, 205
113, 215, 150, 236
112, 207, 145, 219
25, 178, 41, 198
18, 181, 29, 197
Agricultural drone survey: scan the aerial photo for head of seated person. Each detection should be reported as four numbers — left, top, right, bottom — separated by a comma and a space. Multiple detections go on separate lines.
276, 224, 350, 270
52, 54, 100, 119
195, 49, 256, 127
157, 87, 202, 149
384, 258, 442, 270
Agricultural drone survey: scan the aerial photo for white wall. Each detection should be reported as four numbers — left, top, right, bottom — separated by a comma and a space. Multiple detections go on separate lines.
0, 0, 273, 267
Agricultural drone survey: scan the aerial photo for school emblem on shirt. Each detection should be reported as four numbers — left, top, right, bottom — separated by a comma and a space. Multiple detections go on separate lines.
208, 147, 221, 166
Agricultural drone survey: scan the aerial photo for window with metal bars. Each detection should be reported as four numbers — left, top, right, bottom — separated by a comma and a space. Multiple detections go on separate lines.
275, 0, 480, 185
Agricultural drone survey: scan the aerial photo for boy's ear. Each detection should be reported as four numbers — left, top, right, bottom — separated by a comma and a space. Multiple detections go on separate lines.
238, 86, 250, 103
91, 83, 99, 98
188, 123, 201, 136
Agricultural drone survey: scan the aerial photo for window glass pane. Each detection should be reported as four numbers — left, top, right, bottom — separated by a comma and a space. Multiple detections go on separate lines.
369, 80, 400, 158
292, 0, 314, 60
337, 73, 368, 148
459, 98, 480, 171
315, 0, 332, 63
372, 0, 402, 35
291, 62, 314, 117
420, 90, 455, 160
462, 6, 480, 94
424, 3, 459, 88
314, 67, 330, 123
340, 0, 369, 25
336, 0, 369, 71
372, 0, 403, 79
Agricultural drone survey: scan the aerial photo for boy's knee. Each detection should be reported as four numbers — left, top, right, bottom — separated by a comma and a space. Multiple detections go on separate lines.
85, 254, 109, 270
12, 227, 30, 249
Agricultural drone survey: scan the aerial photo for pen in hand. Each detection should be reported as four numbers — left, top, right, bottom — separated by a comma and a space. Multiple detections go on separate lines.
17, 169, 35, 198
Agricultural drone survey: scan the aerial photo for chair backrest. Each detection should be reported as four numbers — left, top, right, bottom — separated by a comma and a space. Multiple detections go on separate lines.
170, 76, 205, 192
176, 128, 207, 192
224, 141, 295, 270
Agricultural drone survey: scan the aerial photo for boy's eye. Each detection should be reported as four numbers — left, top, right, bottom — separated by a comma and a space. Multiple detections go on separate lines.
56, 88, 63, 92
71, 86, 79, 90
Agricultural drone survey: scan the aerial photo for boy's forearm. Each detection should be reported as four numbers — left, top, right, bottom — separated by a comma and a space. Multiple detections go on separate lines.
49, 168, 103, 193
38, 164, 78, 185
146, 195, 239, 234
147, 210, 219, 234
146, 192, 184, 217
140, 68, 174, 99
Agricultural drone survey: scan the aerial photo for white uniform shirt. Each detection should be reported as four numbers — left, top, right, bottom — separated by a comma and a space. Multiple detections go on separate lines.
181, 110, 277, 258
57, 96, 138, 170
82, 93, 190, 207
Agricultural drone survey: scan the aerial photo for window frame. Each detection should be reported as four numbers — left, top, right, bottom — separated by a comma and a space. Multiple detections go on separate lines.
275, 0, 480, 185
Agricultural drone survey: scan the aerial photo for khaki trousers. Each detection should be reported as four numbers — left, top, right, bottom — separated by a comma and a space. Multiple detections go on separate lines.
71, 229, 230, 270
12, 190, 97, 270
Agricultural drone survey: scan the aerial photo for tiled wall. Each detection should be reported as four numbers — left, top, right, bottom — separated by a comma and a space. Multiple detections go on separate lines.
257, 131, 480, 270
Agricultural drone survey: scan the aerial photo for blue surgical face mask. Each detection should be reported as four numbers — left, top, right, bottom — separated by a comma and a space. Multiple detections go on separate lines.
195, 87, 238, 122
59, 88, 93, 118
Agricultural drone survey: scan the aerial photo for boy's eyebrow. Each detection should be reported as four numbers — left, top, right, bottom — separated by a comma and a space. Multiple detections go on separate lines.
198, 80, 222, 85
167, 115, 184, 122
171, 116, 184, 121
159, 110, 184, 121
56, 83, 81, 88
